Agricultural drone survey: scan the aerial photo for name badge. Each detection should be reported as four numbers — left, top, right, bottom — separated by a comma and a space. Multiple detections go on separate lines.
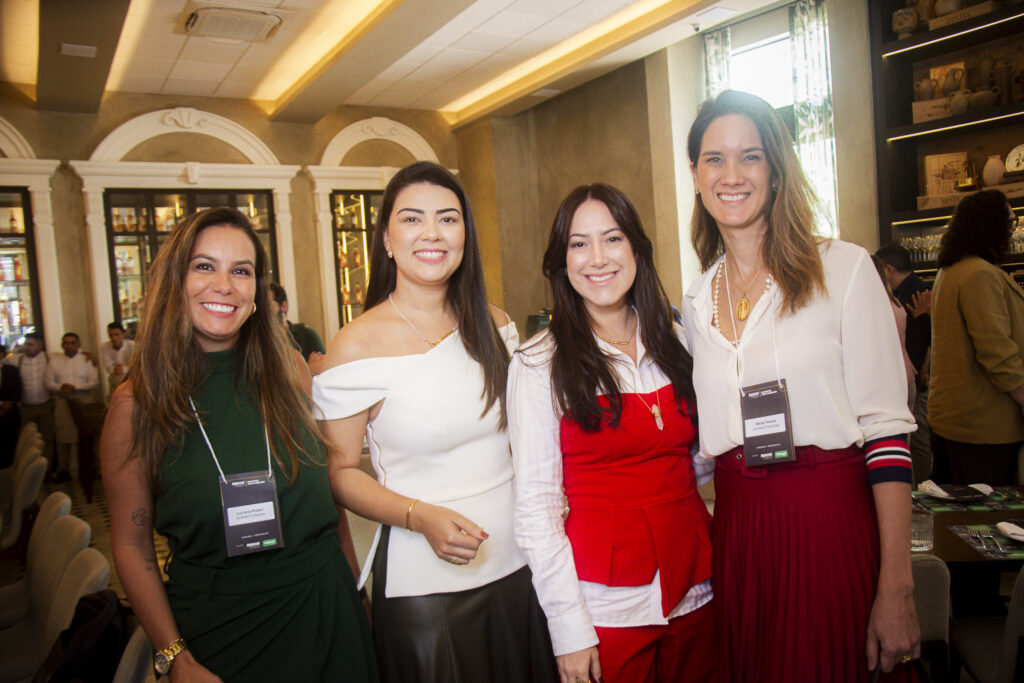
739, 379, 796, 467
218, 470, 285, 557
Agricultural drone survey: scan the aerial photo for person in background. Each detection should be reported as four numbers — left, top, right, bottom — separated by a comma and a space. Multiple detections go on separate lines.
872, 255, 916, 411
681, 90, 918, 682
0, 344, 22, 469
101, 207, 376, 681
876, 243, 933, 484
269, 283, 327, 375
314, 161, 557, 682
509, 183, 715, 683
101, 321, 135, 396
929, 190, 1024, 486
45, 332, 98, 483
8, 332, 54, 471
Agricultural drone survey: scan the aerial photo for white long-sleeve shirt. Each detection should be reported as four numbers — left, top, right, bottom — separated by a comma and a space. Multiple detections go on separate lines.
507, 324, 713, 657
681, 240, 915, 473
45, 352, 98, 399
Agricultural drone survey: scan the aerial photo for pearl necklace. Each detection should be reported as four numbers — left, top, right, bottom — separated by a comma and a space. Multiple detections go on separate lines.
712, 262, 772, 347
389, 294, 457, 348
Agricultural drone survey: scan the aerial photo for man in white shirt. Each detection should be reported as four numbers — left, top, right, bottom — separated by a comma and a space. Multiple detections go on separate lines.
44, 332, 98, 482
100, 321, 135, 396
10, 332, 55, 472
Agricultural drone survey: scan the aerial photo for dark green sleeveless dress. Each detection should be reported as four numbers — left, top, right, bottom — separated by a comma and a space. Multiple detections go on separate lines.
155, 348, 377, 682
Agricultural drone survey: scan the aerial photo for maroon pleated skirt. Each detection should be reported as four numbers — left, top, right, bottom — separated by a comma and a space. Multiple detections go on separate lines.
712, 445, 909, 683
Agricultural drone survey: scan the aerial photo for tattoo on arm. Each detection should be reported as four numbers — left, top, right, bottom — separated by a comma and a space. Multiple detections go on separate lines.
131, 508, 148, 526
144, 554, 159, 573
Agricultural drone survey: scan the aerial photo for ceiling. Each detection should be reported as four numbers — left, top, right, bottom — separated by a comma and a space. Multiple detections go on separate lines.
1, 0, 778, 127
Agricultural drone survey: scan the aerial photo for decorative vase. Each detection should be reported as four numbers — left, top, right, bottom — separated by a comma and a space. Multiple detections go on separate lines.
914, 0, 935, 20
978, 50, 994, 89
914, 78, 939, 101
948, 89, 970, 116
941, 67, 965, 97
983, 155, 1006, 187
934, 0, 962, 16
892, 7, 918, 38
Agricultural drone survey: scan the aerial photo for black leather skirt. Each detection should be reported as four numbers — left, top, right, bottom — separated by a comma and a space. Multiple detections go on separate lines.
372, 525, 558, 683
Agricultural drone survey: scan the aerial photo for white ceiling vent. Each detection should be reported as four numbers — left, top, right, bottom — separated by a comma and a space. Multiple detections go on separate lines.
184, 7, 282, 42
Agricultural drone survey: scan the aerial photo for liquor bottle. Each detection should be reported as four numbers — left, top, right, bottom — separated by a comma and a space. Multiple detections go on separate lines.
354, 284, 363, 305
127, 210, 138, 232
353, 249, 361, 268
9, 299, 20, 327
7, 211, 16, 233
113, 208, 123, 231
342, 286, 350, 306
0, 300, 9, 334
339, 250, 348, 269
18, 300, 26, 324
13, 256, 21, 280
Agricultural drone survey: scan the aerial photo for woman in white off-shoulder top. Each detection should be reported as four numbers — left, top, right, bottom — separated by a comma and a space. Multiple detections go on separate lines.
312, 162, 557, 683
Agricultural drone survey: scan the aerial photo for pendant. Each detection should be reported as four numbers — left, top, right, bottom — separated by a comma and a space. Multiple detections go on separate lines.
651, 405, 664, 431
735, 297, 750, 321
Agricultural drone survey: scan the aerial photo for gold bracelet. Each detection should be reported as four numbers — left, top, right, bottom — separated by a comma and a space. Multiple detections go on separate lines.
405, 498, 419, 531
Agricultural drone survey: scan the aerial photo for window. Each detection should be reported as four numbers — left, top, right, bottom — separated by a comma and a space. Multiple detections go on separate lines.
730, 35, 793, 109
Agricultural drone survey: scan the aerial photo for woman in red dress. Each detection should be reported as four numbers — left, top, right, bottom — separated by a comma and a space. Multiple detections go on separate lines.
508, 183, 715, 683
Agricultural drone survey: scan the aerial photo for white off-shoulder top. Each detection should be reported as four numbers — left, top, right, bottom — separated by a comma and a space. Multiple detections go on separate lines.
312, 323, 526, 598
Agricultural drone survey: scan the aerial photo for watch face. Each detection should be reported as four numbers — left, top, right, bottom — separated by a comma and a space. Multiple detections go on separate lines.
154, 652, 170, 675
1007, 144, 1024, 173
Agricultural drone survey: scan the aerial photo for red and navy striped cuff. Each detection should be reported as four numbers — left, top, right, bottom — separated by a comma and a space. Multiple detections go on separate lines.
865, 435, 912, 485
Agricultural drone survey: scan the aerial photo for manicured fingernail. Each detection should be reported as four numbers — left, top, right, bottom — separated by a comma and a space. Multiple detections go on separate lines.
481, 530, 489, 538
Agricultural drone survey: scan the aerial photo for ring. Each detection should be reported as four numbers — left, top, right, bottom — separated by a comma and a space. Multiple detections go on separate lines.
902, 655, 913, 662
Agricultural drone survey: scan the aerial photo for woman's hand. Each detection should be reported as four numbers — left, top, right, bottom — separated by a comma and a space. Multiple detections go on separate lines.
556, 646, 601, 683
866, 585, 920, 673
908, 289, 931, 318
408, 502, 488, 565
169, 651, 223, 682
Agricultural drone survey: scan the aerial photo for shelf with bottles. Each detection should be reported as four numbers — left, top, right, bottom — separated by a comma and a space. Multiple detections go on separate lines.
897, 206, 1024, 272
881, 4, 1024, 61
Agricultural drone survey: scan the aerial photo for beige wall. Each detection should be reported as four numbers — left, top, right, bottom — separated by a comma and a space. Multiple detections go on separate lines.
828, 0, 878, 250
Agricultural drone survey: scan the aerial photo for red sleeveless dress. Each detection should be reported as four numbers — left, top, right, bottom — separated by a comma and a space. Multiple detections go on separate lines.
559, 384, 712, 615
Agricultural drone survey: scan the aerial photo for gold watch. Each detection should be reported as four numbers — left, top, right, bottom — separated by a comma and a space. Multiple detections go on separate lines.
153, 638, 187, 676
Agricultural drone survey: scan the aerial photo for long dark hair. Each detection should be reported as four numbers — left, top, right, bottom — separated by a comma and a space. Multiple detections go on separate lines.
365, 161, 510, 425
687, 90, 826, 314
937, 189, 1013, 268
535, 183, 695, 431
130, 207, 318, 488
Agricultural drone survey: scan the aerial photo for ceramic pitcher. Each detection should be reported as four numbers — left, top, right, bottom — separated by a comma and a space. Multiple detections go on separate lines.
915, 78, 939, 101
948, 89, 970, 116
942, 67, 965, 96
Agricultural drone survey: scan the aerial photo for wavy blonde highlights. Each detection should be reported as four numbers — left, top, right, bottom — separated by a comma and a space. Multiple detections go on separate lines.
128, 207, 320, 488
687, 90, 825, 314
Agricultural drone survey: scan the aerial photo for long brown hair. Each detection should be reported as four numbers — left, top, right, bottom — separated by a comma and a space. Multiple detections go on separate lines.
129, 207, 318, 487
364, 161, 511, 426
530, 183, 696, 432
688, 90, 825, 314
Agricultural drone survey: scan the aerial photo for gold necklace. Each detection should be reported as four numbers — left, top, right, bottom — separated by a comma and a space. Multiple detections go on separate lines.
726, 260, 763, 321
594, 315, 637, 346
634, 390, 664, 431
389, 294, 457, 348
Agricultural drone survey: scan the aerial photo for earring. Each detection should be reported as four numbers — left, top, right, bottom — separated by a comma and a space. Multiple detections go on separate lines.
387, 250, 393, 259
695, 185, 701, 195
252, 302, 257, 315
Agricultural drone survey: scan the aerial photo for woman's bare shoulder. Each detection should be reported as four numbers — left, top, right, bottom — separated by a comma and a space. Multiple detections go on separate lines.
488, 304, 511, 327
322, 303, 404, 369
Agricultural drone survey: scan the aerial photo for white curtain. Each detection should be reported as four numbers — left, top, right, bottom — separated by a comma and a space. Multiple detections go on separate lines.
703, 27, 732, 99
790, 0, 838, 237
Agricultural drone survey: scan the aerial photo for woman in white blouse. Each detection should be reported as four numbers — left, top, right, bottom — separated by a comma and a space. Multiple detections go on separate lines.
313, 162, 557, 682
681, 90, 919, 682
509, 183, 715, 683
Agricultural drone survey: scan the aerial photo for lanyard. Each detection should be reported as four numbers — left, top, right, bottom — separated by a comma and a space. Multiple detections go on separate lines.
722, 260, 784, 393
188, 397, 272, 483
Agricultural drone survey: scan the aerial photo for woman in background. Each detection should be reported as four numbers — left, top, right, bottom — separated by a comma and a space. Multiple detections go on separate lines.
102, 207, 376, 682
314, 161, 557, 682
681, 90, 918, 682
510, 183, 715, 683
929, 189, 1024, 485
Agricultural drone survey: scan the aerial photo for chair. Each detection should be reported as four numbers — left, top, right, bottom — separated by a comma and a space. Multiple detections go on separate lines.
912, 553, 951, 682
113, 624, 157, 683
952, 564, 1024, 682
0, 456, 46, 551
0, 544, 109, 683
0, 441, 41, 507
0, 491, 72, 628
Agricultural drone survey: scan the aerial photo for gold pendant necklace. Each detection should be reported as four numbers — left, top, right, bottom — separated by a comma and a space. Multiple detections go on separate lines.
726, 261, 763, 322
635, 391, 664, 431
389, 294, 457, 347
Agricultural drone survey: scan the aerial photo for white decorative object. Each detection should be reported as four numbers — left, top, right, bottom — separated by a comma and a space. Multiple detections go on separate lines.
983, 155, 1006, 187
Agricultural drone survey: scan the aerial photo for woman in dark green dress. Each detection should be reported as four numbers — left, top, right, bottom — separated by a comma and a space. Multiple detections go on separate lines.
100, 207, 377, 682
